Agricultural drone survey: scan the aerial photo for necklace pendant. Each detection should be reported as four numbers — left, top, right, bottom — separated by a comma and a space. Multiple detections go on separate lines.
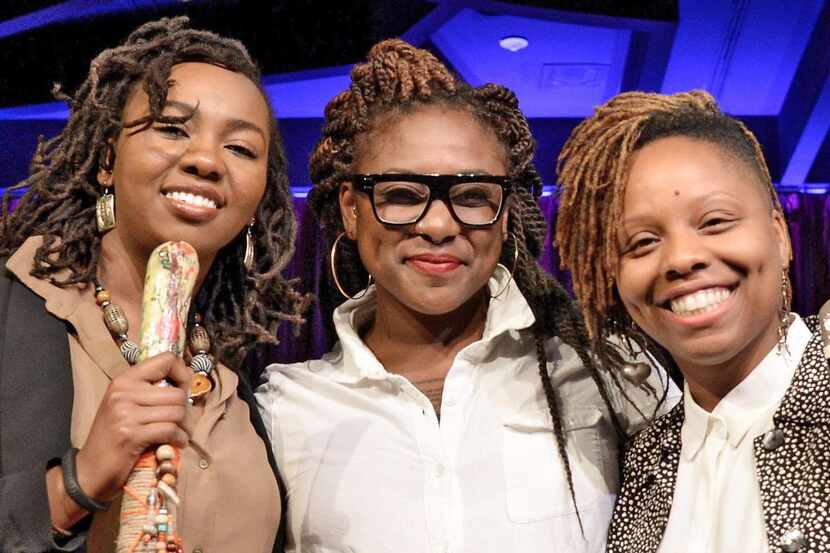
189, 371, 213, 402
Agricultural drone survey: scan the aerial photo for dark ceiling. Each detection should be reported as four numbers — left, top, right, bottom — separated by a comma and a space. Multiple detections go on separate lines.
0, 0, 676, 107
1, 0, 828, 193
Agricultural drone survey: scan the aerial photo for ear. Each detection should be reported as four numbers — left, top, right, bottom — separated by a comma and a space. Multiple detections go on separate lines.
770, 210, 792, 272
96, 141, 116, 188
500, 195, 512, 241
339, 182, 359, 240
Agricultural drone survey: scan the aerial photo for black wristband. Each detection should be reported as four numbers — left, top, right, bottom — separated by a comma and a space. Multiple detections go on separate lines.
61, 447, 111, 512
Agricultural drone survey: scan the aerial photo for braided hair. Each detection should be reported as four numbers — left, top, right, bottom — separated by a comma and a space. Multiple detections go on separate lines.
0, 16, 309, 370
307, 38, 626, 528
556, 89, 783, 372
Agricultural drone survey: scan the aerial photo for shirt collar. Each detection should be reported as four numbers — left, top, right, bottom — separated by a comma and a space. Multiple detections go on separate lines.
7, 235, 131, 380
681, 314, 812, 460
331, 270, 536, 382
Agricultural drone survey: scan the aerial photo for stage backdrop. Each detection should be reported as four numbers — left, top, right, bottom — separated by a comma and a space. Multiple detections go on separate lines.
266, 191, 830, 365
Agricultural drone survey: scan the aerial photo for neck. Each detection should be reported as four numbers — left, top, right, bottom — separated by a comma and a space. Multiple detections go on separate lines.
363, 285, 489, 376
680, 320, 782, 412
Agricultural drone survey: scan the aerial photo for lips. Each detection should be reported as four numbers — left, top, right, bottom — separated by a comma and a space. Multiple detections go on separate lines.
407, 253, 463, 275
164, 190, 218, 209
161, 186, 224, 222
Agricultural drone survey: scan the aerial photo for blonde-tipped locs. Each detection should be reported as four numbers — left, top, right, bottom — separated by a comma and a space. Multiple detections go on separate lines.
556, 90, 781, 351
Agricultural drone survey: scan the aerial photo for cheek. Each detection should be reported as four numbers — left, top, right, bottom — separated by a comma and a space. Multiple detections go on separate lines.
235, 166, 268, 213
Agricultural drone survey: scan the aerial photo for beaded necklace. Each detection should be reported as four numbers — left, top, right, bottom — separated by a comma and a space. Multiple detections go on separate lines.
93, 280, 216, 402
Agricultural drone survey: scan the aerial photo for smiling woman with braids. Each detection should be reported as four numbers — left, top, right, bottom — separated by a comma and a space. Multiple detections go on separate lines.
556, 90, 830, 552
256, 39, 669, 552
0, 17, 306, 553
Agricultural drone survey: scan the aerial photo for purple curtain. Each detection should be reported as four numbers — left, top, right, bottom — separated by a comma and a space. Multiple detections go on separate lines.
269, 192, 830, 364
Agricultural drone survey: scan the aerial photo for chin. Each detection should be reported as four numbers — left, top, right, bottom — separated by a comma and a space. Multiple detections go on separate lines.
667, 336, 745, 369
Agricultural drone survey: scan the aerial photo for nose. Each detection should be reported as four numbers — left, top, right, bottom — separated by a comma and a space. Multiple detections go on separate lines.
661, 231, 710, 280
414, 198, 461, 244
180, 136, 226, 182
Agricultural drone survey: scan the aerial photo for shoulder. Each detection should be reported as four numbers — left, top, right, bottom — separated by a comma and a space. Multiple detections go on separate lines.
256, 347, 347, 397
624, 400, 683, 460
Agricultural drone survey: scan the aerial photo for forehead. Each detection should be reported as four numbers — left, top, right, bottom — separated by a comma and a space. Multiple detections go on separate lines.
355, 105, 508, 174
624, 135, 770, 212
122, 62, 271, 128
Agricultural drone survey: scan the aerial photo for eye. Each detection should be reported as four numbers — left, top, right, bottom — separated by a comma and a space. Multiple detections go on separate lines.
154, 125, 188, 138
700, 215, 736, 232
375, 183, 428, 206
626, 235, 659, 256
226, 144, 257, 159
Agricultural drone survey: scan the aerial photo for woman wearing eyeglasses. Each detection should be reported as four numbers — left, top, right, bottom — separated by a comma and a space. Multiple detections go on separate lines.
255, 39, 673, 552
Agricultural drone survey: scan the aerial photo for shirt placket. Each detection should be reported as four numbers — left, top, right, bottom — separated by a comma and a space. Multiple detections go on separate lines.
440, 353, 475, 553
393, 374, 449, 553
697, 417, 728, 553
177, 397, 226, 553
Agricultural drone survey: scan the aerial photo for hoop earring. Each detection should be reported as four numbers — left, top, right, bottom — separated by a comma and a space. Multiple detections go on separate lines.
243, 218, 255, 272
96, 186, 116, 233
777, 270, 792, 355
330, 232, 372, 300
491, 232, 519, 299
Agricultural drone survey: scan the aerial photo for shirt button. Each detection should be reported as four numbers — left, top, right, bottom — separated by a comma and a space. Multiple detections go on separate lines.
433, 463, 444, 478
781, 529, 806, 552
763, 428, 785, 451
199, 458, 209, 470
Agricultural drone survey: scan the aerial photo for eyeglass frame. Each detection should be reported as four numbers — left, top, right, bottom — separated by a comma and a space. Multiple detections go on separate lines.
349, 173, 512, 228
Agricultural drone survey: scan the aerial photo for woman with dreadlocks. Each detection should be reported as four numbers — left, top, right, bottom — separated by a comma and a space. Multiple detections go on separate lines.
256, 39, 669, 552
0, 17, 306, 553
556, 89, 830, 552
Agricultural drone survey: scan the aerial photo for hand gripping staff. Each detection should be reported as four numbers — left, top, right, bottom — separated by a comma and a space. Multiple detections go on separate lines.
116, 242, 199, 553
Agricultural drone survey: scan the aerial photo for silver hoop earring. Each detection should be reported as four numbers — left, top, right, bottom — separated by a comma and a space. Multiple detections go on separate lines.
243, 218, 255, 272
330, 232, 372, 300
491, 232, 519, 299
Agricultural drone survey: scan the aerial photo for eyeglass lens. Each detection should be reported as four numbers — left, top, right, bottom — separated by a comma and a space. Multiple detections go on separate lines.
373, 179, 503, 225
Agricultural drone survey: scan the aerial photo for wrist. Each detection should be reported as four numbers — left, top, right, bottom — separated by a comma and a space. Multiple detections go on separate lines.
61, 447, 112, 513
46, 466, 88, 532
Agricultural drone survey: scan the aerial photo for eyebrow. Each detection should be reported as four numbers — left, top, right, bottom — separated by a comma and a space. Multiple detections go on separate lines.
164, 100, 267, 142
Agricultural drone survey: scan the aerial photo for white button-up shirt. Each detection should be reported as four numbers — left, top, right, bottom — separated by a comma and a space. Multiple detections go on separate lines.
658, 315, 812, 553
257, 275, 677, 553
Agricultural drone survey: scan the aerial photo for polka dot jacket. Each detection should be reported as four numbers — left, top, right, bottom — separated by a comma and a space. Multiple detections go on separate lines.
607, 309, 830, 553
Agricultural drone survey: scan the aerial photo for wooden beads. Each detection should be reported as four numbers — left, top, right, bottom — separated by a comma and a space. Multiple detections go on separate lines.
103, 303, 129, 336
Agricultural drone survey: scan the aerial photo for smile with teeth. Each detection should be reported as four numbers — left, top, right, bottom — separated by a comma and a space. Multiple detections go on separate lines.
669, 287, 733, 317
165, 191, 218, 209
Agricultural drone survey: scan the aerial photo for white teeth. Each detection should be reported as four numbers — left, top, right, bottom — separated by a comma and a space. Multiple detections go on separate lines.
669, 287, 732, 317
165, 191, 217, 209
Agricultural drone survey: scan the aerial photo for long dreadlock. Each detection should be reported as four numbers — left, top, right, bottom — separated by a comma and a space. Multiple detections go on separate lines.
307, 38, 627, 527
556, 89, 783, 374
0, 17, 309, 370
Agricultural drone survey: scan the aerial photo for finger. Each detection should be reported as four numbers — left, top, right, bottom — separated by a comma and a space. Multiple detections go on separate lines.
129, 352, 180, 384
132, 386, 188, 408
134, 405, 187, 426
165, 356, 193, 390
136, 422, 190, 450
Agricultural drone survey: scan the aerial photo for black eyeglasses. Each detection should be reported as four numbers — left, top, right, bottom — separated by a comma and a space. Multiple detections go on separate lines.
351, 173, 511, 227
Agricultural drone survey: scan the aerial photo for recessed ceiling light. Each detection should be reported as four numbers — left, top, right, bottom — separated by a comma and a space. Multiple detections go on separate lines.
499, 36, 529, 52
